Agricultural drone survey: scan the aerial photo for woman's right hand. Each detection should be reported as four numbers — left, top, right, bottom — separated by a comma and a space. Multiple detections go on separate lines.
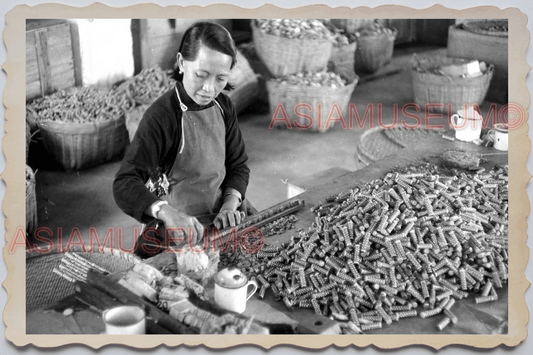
158, 204, 204, 246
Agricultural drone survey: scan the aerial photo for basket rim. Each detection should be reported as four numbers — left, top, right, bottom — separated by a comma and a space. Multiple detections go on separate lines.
411, 63, 495, 80
266, 75, 359, 90
355, 27, 398, 38
251, 19, 335, 43
331, 42, 358, 52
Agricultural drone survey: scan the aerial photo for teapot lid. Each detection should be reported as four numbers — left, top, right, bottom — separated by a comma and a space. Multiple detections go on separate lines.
215, 267, 248, 289
494, 123, 508, 132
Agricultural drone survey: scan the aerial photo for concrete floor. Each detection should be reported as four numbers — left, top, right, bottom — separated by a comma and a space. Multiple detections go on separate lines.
27, 43, 502, 251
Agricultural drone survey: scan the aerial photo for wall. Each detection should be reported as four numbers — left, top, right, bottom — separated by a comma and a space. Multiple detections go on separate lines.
133, 19, 232, 74
71, 19, 135, 88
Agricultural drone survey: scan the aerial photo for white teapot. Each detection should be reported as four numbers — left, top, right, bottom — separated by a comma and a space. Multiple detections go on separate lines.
451, 105, 483, 142
214, 267, 258, 314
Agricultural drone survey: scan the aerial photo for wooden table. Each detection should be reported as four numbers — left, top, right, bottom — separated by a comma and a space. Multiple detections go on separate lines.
27, 131, 509, 335
234, 130, 509, 335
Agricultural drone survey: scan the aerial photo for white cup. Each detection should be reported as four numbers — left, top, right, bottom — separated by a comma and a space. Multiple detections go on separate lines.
214, 267, 258, 314
488, 123, 509, 151
103, 305, 146, 334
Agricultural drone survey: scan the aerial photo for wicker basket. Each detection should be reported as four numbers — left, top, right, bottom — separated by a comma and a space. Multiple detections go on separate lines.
26, 165, 38, 236
411, 56, 495, 114
354, 28, 398, 74
267, 77, 358, 132
251, 20, 334, 77
39, 116, 129, 171
330, 19, 375, 33
26, 248, 142, 313
328, 42, 357, 80
356, 127, 443, 166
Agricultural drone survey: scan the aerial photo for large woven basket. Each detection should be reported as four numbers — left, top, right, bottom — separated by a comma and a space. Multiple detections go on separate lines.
411, 60, 494, 114
267, 77, 358, 132
26, 248, 142, 313
39, 115, 129, 171
251, 20, 334, 77
354, 28, 398, 74
330, 19, 375, 33
328, 42, 357, 80
26, 165, 38, 236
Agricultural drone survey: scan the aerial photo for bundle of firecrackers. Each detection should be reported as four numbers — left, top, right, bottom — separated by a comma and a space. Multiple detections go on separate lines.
27, 86, 131, 124
255, 19, 334, 40
27, 66, 175, 124
113, 66, 176, 105
259, 214, 299, 238
318, 19, 358, 47
273, 70, 348, 88
220, 163, 508, 334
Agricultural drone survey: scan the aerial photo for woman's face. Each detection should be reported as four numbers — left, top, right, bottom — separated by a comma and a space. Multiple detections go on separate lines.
178, 44, 232, 106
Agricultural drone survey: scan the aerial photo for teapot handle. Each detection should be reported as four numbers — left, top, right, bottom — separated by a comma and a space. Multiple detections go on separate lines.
246, 278, 259, 301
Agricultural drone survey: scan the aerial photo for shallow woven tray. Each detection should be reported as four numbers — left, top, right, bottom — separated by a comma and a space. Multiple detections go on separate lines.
356, 126, 443, 166
26, 247, 142, 313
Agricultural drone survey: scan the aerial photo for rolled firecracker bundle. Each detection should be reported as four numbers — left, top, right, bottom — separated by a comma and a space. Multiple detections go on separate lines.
271, 71, 349, 88
255, 19, 334, 40
220, 163, 508, 334
28, 85, 132, 124
113, 66, 175, 106
259, 214, 299, 238
53, 252, 111, 284
211, 199, 304, 243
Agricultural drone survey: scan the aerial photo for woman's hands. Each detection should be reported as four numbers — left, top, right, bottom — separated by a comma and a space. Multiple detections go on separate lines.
214, 208, 245, 230
158, 204, 204, 246
213, 189, 245, 230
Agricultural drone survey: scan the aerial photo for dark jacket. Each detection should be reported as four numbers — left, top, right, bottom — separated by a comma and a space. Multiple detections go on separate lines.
113, 82, 250, 224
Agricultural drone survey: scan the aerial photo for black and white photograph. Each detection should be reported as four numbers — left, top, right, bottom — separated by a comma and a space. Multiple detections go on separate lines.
1, 1, 530, 352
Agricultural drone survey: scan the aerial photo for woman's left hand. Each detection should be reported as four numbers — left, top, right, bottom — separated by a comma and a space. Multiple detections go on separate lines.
214, 208, 245, 230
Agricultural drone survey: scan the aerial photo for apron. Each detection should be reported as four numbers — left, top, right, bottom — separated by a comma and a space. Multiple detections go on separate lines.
164, 102, 226, 224
134, 94, 226, 258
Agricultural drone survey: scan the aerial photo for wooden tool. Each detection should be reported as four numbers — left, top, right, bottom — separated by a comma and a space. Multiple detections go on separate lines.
209, 199, 305, 244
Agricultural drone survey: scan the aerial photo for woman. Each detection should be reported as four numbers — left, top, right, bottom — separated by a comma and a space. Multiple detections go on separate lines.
113, 22, 251, 258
